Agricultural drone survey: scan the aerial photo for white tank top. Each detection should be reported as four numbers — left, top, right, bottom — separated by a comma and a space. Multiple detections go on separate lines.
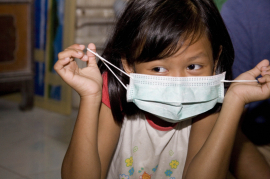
106, 113, 192, 179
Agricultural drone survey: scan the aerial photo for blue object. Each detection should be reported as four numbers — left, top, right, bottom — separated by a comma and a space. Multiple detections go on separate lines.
34, 62, 45, 96
221, 0, 270, 144
34, 0, 48, 50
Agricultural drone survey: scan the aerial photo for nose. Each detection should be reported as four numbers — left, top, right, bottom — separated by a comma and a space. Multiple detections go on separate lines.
169, 70, 188, 77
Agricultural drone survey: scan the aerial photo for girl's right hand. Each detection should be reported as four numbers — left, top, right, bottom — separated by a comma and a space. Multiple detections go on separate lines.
54, 43, 102, 98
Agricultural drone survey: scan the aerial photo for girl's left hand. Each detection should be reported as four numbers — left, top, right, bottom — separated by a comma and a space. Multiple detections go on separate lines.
227, 59, 270, 104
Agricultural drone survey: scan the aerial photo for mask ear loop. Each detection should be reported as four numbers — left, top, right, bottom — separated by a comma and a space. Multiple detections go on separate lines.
221, 79, 258, 83
87, 48, 131, 90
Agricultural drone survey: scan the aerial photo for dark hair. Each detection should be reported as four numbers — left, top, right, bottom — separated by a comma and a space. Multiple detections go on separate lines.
99, 0, 234, 124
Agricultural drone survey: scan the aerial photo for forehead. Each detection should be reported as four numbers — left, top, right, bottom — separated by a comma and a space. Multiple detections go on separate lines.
170, 34, 213, 60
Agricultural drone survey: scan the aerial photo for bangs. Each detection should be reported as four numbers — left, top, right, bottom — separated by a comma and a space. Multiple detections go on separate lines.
129, 0, 206, 63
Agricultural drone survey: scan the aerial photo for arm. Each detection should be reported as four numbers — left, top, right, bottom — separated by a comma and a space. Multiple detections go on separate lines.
183, 92, 244, 179
55, 43, 120, 178
183, 101, 241, 179
62, 95, 102, 179
62, 97, 120, 179
98, 104, 121, 179
184, 109, 270, 179
183, 111, 219, 178
183, 60, 270, 179
55, 43, 102, 178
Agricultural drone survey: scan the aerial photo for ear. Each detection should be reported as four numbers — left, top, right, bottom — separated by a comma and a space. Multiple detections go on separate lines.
213, 46, 223, 75
121, 58, 134, 74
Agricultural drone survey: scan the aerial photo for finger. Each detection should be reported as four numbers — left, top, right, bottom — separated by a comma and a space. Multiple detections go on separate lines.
60, 44, 85, 60
258, 74, 270, 84
258, 75, 270, 100
86, 43, 97, 67
247, 59, 270, 78
65, 44, 85, 51
64, 47, 89, 62
54, 57, 70, 76
64, 44, 85, 58
65, 47, 85, 55
261, 65, 270, 76
58, 48, 85, 60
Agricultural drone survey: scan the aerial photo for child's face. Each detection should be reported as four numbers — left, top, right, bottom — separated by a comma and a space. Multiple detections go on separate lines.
126, 35, 215, 77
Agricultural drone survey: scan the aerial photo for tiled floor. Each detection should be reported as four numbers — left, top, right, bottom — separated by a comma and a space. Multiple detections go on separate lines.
0, 98, 77, 179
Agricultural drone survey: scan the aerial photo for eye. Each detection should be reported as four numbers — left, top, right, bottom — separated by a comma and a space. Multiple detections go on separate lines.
187, 64, 202, 70
152, 67, 167, 73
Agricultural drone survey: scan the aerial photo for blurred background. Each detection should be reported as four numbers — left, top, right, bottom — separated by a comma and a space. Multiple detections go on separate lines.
0, 0, 122, 178
2, 0, 268, 179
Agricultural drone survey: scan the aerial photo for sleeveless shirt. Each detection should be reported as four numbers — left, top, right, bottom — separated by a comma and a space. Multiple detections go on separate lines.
102, 73, 192, 179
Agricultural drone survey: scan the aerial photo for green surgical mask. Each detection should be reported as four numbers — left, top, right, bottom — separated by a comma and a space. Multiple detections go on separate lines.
87, 48, 257, 123
126, 73, 225, 123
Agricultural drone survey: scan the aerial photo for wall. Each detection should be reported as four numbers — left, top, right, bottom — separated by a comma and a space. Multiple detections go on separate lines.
72, 0, 117, 108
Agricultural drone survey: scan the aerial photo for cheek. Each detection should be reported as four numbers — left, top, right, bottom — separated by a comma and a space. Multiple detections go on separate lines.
202, 63, 215, 76
134, 63, 147, 74
212, 60, 219, 75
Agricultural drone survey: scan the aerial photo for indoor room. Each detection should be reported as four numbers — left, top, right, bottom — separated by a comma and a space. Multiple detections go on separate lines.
0, 0, 269, 178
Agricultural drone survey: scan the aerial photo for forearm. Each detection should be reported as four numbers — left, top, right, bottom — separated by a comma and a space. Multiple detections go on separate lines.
62, 95, 102, 179
184, 95, 244, 179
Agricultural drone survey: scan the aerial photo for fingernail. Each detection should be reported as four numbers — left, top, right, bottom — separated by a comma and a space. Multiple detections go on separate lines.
79, 44, 84, 48
78, 51, 83, 55
64, 57, 70, 61
83, 55, 88, 60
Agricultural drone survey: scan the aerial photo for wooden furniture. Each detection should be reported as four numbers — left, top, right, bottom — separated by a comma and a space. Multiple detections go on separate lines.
0, 0, 34, 110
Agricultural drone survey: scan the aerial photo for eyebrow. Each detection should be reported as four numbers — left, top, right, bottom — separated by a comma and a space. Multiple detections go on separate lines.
156, 51, 209, 62
186, 52, 208, 61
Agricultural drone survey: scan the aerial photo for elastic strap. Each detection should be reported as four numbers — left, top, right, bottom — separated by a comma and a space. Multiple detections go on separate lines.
221, 80, 258, 83
87, 48, 129, 89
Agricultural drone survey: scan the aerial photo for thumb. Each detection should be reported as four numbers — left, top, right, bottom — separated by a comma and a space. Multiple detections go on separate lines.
86, 43, 98, 67
247, 59, 269, 78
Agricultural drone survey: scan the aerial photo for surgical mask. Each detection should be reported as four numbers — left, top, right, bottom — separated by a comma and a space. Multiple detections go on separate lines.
87, 48, 257, 123
126, 72, 225, 123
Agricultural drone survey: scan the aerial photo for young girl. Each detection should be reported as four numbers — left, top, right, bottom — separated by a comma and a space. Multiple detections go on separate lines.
55, 0, 270, 178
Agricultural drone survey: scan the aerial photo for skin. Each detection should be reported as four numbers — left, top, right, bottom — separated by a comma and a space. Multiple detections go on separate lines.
55, 35, 270, 179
